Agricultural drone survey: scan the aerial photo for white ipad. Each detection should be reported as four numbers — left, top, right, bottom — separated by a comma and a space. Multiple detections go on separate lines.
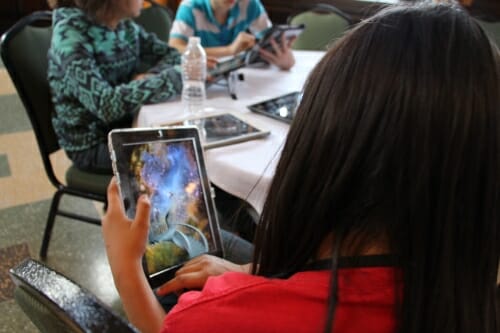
108, 127, 223, 288
165, 113, 270, 149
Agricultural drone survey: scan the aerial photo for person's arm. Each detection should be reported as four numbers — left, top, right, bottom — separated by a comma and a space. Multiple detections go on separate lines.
169, 31, 256, 58
102, 179, 166, 333
135, 23, 182, 74
50, 49, 182, 121
49, 20, 183, 123
169, 2, 255, 58
156, 255, 251, 296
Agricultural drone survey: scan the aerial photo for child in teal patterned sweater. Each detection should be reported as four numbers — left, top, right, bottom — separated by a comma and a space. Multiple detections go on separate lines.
47, 0, 182, 173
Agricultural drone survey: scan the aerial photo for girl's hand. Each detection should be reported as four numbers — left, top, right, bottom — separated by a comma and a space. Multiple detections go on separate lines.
102, 178, 151, 280
156, 254, 250, 296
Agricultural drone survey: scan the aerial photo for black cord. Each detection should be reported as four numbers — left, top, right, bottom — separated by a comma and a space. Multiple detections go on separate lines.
243, 140, 286, 209
323, 228, 344, 333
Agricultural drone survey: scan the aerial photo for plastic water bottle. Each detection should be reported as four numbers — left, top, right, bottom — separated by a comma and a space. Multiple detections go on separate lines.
182, 37, 207, 114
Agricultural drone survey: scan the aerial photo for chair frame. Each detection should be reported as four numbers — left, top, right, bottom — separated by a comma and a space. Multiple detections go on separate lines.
287, 3, 353, 26
145, 0, 174, 18
0, 11, 107, 259
10, 259, 138, 333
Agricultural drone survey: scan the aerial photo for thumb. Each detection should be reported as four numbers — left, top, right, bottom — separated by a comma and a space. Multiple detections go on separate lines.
133, 194, 151, 234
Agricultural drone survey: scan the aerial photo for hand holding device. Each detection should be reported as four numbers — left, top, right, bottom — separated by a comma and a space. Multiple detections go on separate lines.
156, 254, 250, 295
102, 178, 151, 280
246, 24, 305, 65
258, 33, 296, 70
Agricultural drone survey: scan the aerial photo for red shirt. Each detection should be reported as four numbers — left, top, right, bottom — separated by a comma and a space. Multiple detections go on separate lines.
161, 266, 398, 333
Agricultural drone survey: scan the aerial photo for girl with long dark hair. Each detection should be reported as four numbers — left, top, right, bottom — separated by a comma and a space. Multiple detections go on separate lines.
102, 2, 499, 332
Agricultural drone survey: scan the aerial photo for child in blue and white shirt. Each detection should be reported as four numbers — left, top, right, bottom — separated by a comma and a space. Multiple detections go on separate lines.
169, 0, 295, 70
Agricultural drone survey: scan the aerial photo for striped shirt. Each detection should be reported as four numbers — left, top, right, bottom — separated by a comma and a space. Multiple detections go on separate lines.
170, 0, 271, 47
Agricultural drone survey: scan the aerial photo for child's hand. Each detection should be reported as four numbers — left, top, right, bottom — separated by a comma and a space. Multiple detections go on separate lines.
259, 33, 296, 70
132, 73, 153, 81
102, 178, 151, 280
229, 31, 256, 55
156, 254, 250, 296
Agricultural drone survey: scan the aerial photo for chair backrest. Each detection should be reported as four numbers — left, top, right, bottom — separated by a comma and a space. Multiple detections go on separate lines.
10, 259, 138, 333
134, 0, 173, 43
289, 4, 352, 51
0, 11, 62, 185
476, 18, 500, 48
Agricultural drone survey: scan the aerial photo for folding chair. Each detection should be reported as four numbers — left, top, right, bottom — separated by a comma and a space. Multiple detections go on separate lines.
288, 3, 352, 51
10, 259, 137, 333
0, 11, 111, 259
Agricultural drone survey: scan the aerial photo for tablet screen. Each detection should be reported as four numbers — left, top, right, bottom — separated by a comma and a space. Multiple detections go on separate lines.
247, 92, 302, 123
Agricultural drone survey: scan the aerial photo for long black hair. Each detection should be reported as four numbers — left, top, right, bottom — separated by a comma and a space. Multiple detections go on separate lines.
252, 2, 499, 333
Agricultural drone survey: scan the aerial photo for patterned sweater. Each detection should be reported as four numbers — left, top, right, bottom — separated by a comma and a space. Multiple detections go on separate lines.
48, 8, 182, 152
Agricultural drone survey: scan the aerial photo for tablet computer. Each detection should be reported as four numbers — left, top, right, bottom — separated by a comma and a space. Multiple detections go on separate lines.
247, 92, 302, 124
108, 127, 223, 289
208, 53, 247, 79
165, 113, 270, 149
246, 24, 305, 64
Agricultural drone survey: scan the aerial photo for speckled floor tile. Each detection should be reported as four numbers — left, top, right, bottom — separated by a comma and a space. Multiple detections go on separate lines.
0, 243, 30, 302
0, 299, 38, 333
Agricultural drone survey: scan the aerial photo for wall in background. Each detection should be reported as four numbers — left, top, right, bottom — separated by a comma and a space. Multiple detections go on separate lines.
0, 0, 49, 35
263, 0, 500, 24
262, 0, 391, 24
2, 0, 497, 38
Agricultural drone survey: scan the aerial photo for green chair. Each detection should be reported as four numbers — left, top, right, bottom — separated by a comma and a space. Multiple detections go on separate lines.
134, 0, 173, 43
476, 19, 500, 48
0, 11, 111, 259
288, 4, 352, 51
10, 259, 137, 333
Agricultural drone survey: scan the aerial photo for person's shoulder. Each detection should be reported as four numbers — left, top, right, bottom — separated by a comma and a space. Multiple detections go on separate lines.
51, 8, 91, 52
52, 7, 88, 31
173, 0, 204, 28
177, 0, 205, 12
205, 272, 269, 293
163, 271, 331, 330
238, 0, 266, 16
121, 18, 143, 35
240, 0, 265, 9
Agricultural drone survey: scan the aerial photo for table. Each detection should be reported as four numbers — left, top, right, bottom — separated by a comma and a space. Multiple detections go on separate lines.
138, 50, 325, 214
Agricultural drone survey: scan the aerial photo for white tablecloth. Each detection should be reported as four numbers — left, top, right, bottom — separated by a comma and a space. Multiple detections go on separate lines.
138, 50, 325, 213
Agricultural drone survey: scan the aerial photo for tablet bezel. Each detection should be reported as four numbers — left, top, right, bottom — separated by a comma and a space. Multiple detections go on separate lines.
247, 91, 302, 124
164, 113, 270, 149
108, 127, 223, 289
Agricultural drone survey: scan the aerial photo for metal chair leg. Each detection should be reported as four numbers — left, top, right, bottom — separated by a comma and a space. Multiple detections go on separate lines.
39, 190, 64, 259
